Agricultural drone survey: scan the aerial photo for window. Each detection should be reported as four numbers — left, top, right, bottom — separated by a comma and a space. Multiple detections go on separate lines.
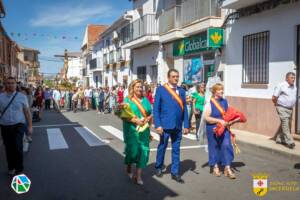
243, 31, 269, 84
137, 66, 146, 81
150, 65, 158, 83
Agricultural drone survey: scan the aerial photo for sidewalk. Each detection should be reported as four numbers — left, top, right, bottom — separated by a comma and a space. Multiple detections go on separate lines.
233, 129, 300, 160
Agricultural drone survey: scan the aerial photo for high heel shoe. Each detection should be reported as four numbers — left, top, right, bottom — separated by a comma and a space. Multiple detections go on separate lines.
224, 168, 236, 179
213, 167, 221, 177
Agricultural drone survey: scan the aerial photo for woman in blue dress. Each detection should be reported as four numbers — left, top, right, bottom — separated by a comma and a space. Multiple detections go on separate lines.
204, 83, 236, 179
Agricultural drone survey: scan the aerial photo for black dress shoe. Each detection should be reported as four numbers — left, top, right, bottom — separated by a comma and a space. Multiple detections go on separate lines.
171, 174, 184, 183
156, 169, 163, 178
287, 143, 296, 149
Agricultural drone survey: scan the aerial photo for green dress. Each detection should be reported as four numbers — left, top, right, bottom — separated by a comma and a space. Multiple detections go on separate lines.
122, 97, 152, 168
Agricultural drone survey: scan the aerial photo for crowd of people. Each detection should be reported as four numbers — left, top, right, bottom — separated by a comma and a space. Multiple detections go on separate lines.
0, 70, 297, 186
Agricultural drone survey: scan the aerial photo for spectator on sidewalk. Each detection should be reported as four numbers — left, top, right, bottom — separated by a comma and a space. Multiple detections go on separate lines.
84, 87, 93, 111
0, 77, 32, 175
192, 83, 206, 135
272, 72, 297, 149
44, 87, 52, 110
52, 87, 61, 112
98, 88, 105, 114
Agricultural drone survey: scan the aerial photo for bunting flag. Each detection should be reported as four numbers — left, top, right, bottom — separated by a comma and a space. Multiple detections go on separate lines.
6, 32, 80, 41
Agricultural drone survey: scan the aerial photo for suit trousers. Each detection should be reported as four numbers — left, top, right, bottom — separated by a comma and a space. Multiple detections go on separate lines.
155, 129, 182, 175
1, 123, 25, 173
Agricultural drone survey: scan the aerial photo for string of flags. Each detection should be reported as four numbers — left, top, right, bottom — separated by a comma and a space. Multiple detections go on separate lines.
8, 32, 79, 41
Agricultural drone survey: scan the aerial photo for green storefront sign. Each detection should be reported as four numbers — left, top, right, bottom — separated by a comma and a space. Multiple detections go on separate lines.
173, 28, 224, 57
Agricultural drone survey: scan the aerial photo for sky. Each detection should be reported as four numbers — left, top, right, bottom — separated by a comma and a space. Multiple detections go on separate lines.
2, 0, 131, 75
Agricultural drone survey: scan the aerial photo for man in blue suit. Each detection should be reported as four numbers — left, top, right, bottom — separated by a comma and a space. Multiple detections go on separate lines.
153, 69, 190, 183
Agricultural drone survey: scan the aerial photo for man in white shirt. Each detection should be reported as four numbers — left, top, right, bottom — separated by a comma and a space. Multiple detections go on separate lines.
52, 87, 61, 112
84, 87, 93, 111
272, 72, 297, 149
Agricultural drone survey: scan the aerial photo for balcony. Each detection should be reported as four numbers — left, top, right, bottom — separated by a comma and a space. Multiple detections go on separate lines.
220, 0, 267, 9
158, 0, 222, 42
181, 0, 221, 27
159, 5, 181, 34
121, 14, 159, 49
116, 49, 125, 62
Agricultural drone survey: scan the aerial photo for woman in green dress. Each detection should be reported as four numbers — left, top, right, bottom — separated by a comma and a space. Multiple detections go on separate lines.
122, 79, 152, 185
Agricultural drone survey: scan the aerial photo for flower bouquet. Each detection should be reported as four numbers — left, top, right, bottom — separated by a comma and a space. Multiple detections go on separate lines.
115, 103, 149, 133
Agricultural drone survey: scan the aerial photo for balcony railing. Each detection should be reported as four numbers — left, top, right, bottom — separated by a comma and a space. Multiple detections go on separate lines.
121, 14, 159, 44
116, 49, 125, 62
103, 54, 108, 65
109, 51, 115, 64
181, 0, 221, 26
159, 0, 221, 34
159, 5, 181, 34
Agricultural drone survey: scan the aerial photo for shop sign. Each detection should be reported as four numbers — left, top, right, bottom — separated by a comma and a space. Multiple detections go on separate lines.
173, 28, 224, 56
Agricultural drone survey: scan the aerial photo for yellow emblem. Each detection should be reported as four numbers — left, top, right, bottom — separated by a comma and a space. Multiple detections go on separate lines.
253, 174, 268, 197
178, 40, 185, 55
210, 32, 222, 45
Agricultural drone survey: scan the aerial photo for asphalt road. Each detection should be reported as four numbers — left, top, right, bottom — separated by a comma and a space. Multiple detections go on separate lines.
0, 110, 299, 200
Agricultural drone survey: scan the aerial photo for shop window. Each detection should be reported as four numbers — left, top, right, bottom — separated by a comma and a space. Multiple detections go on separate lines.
243, 31, 269, 84
137, 66, 147, 81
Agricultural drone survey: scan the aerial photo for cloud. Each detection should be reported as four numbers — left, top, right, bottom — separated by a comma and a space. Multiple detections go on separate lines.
30, 3, 113, 27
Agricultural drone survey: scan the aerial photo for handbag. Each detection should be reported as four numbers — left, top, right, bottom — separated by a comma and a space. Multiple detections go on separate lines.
0, 92, 18, 120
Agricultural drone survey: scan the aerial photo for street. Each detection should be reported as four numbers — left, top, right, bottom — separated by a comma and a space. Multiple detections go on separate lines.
0, 110, 299, 200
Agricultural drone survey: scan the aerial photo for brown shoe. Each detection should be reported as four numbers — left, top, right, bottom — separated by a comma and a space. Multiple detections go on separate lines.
224, 168, 236, 179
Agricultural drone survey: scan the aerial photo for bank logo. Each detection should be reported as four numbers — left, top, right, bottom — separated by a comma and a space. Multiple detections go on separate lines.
178, 40, 185, 55
11, 174, 31, 194
253, 174, 268, 197
210, 32, 222, 45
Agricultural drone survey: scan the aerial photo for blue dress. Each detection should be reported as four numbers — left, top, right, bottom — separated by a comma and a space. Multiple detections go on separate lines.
206, 98, 234, 167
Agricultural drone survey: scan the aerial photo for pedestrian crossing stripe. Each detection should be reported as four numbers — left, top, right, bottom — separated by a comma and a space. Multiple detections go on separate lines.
47, 128, 69, 150
46, 127, 108, 150
74, 127, 109, 146
100, 126, 198, 142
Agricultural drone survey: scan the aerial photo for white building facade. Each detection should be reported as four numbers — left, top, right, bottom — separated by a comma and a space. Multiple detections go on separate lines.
121, 0, 160, 84
221, 0, 300, 137
100, 15, 131, 88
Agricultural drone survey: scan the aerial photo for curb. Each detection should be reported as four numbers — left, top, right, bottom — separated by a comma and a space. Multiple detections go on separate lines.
236, 139, 300, 161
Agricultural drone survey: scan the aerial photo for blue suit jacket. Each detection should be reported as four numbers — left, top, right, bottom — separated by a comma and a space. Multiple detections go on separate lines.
153, 85, 189, 130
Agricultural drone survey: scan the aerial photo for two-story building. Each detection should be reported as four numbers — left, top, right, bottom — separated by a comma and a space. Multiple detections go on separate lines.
19, 46, 41, 86
98, 13, 132, 88
220, 0, 300, 138
81, 25, 108, 87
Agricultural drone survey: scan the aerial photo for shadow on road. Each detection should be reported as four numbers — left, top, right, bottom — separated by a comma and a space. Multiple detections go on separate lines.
201, 161, 245, 173
0, 110, 178, 200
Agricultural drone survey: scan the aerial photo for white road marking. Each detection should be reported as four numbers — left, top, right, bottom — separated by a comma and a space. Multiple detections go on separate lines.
46, 128, 69, 150
183, 134, 198, 141
74, 127, 109, 146
33, 123, 78, 128
150, 145, 207, 152
100, 125, 124, 141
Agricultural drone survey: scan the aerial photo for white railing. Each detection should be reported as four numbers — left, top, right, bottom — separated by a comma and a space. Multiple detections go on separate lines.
159, 5, 181, 34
